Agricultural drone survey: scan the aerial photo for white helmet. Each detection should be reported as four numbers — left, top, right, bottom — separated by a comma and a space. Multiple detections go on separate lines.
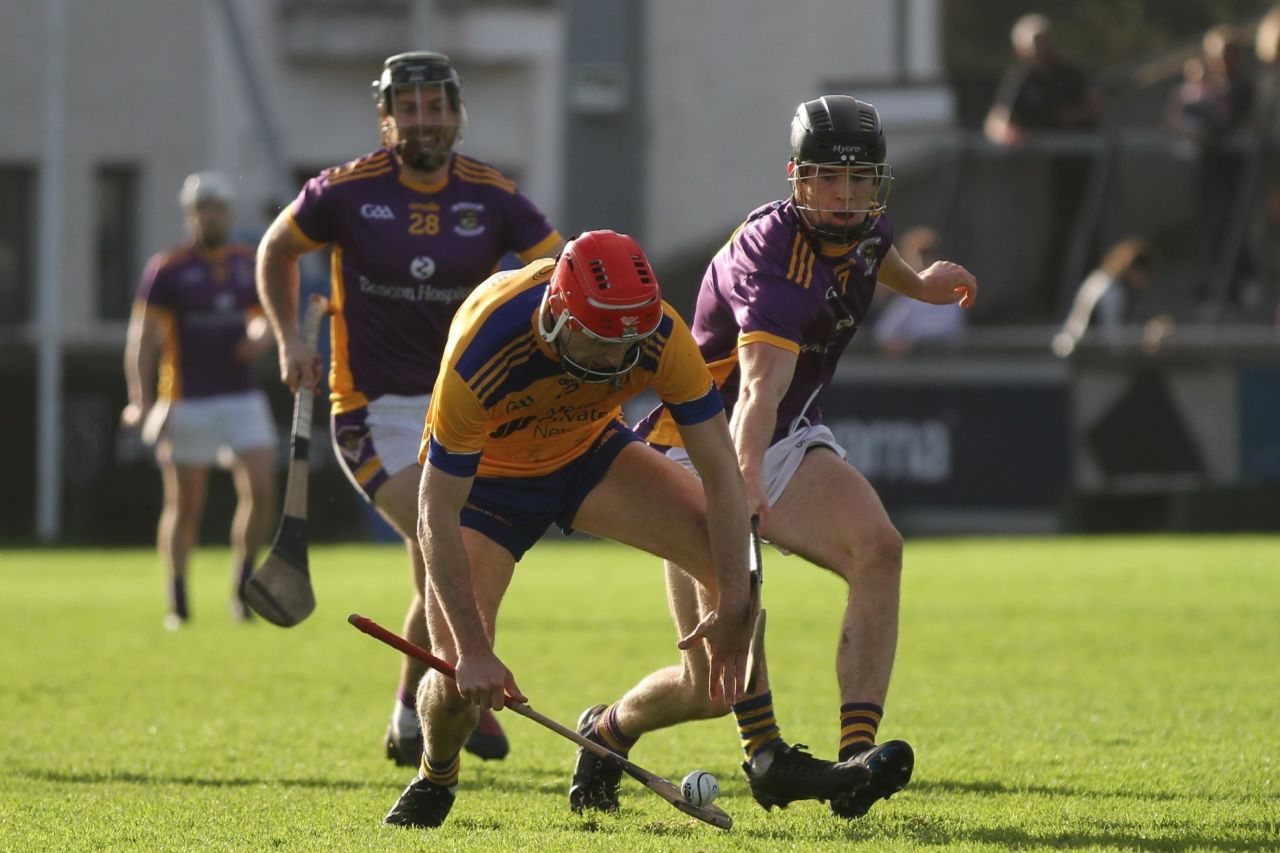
179, 172, 235, 209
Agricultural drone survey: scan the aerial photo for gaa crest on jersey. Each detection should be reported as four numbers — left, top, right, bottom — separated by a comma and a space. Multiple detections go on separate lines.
410, 256, 437, 280
452, 202, 485, 237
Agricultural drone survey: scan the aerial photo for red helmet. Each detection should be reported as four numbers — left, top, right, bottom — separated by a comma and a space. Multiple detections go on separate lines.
544, 230, 663, 343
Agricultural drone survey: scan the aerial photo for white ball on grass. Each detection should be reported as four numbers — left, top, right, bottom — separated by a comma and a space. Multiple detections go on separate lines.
680, 770, 719, 807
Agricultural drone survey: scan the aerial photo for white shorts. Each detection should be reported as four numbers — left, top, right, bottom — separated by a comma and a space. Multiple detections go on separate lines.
331, 394, 430, 501
664, 422, 845, 507
163, 391, 277, 467
365, 394, 430, 476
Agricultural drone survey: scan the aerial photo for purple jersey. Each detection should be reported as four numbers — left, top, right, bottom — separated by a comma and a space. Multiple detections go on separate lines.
645, 200, 893, 447
136, 240, 261, 400
288, 148, 562, 413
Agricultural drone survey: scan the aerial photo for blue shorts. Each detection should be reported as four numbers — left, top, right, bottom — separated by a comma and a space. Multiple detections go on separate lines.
460, 420, 642, 560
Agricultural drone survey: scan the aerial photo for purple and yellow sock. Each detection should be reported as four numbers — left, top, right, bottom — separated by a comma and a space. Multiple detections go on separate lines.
398, 687, 416, 711
593, 704, 638, 756
421, 751, 460, 788
170, 578, 188, 619
236, 557, 253, 593
838, 702, 882, 762
733, 691, 781, 761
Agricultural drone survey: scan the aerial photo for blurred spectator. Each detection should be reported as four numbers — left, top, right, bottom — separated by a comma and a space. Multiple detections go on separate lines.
872, 227, 965, 356
1255, 5, 1280, 134
1168, 25, 1257, 311
984, 13, 1101, 322
1052, 236, 1169, 357
1253, 6, 1280, 317
1166, 57, 1226, 158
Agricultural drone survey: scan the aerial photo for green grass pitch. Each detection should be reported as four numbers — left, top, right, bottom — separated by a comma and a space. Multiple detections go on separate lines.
2, 536, 1277, 851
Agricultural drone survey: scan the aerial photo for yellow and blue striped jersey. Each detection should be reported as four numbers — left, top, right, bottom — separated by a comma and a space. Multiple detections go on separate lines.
421, 260, 723, 479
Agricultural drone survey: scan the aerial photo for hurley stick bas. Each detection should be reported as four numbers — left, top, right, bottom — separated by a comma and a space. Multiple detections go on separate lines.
243, 293, 329, 627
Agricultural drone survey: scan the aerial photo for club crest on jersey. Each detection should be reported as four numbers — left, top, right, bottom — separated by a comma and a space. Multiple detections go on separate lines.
335, 425, 368, 462
856, 235, 883, 277
410, 256, 437, 280
452, 202, 485, 237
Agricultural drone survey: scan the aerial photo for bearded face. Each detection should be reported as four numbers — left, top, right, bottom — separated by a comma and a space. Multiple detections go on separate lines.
383, 83, 464, 173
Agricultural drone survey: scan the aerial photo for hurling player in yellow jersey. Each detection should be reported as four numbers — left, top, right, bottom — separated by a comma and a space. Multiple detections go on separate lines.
379, 230, 760, 828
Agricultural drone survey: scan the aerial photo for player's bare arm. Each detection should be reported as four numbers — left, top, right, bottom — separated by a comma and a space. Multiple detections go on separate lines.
877, 245, 978, 308
417, 461, 522, 711
121, 304, 163, 427
674, 415, 754, 706
256, 209, 321, 392
732, 341, 798, 517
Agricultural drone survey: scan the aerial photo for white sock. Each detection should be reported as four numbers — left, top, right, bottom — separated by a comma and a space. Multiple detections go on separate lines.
749, 745, 776, 773
391, 700, 421, 738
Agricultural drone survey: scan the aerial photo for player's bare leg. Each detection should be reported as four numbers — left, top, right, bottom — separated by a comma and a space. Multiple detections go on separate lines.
374, 465, 433, 764
376, 466, 511, 764
228, 446, 275, 620
375, 467, 431, 692
387, 528, 515, 828
764, 446, 912, 817
158, 461, 208, 630
765, 448, 901, 718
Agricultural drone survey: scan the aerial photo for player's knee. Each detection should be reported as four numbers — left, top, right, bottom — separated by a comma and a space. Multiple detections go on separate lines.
420, 669, 469, 713
834, 522, 903, 583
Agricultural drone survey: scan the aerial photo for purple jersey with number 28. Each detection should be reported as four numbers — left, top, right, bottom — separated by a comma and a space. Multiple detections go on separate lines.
288, 148, 561, 413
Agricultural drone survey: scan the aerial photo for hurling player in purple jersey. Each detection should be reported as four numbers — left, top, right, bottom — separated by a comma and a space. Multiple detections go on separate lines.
256, 52, 562, 768
622, 96, 977, 820
122, 172, 278, 631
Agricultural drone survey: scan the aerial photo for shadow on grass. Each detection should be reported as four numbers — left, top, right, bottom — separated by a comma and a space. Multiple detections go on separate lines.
710, 811, 1278, 852
16, 768, 381, 791
912, 777, 1248, 803
863, 819, 1278, 852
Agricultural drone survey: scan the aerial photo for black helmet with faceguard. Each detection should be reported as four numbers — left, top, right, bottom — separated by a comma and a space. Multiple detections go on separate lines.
373, 52, 466, 171
789, 95, 892, 243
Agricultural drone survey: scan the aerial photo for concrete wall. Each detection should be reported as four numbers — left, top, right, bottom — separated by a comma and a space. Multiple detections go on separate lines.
0, 0, 563, 341
642, 0, 952, 259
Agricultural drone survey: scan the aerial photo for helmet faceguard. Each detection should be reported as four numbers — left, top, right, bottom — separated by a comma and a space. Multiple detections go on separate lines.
373, 51, 466, 172
788, 95, 893, 244
539, 230, 663, 385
